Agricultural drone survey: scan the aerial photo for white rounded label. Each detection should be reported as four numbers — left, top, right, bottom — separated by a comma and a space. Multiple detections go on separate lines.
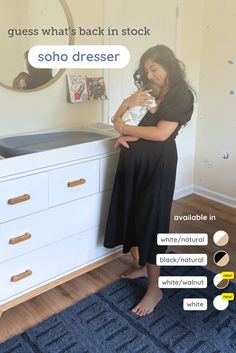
28, 45, 130, 69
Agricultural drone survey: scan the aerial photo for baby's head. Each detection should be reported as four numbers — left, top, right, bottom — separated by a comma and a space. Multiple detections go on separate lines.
144, 82, 160, 99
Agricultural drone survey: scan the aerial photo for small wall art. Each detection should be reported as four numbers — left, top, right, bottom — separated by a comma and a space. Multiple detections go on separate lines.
67, 74, 108, 103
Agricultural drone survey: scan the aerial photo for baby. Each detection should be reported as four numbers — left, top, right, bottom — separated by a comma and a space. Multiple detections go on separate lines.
121, 82, 160, 126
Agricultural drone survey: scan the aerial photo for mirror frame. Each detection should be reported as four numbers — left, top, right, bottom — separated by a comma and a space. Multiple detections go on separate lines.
0, 0, 74, 93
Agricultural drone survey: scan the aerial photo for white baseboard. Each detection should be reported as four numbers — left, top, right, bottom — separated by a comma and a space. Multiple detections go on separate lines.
174, 184, 236, 209
193, 185, 236, 208
173, 185, 194, 200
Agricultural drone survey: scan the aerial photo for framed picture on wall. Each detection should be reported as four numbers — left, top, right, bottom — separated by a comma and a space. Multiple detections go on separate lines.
86, 77, 108, 101
66, 74, 88, 103
67, 75, 108, 103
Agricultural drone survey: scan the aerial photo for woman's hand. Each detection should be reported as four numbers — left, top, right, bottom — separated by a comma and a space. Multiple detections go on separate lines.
12, 72, 30, 90
112, 89, 153, 127
124, 88, 153, 108
114, 134, 140, 149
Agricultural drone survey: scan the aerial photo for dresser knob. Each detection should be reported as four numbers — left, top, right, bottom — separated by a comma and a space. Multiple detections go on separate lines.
11, 269, 32, 282
9, 232, 32, 245
67, 178, 86, 187
8, 194, 31, 205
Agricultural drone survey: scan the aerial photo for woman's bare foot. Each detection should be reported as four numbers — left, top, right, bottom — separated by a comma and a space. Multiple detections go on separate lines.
132, 286, 163, 316
121, 266, 147, 279
130, 247, 139, 261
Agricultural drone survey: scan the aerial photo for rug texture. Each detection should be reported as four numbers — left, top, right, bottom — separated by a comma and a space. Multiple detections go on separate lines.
0, 265, 236, 353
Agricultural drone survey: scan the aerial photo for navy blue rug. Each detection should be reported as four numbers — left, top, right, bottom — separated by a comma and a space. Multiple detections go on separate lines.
1, 265, 236, 353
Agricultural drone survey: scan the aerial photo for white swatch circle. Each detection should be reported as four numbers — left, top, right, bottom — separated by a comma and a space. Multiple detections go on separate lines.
213, 295, 229, 310
213, 230, 229, 246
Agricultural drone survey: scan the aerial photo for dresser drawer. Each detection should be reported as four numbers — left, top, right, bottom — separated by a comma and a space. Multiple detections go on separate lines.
0, 173, 48, 223
49, 160, 99, 206
0, 191, 112, 264
0, 226, 114, 303
99, 153, 119, 191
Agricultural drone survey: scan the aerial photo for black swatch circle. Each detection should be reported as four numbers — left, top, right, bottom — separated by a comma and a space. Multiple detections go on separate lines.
213, 251, 229, 266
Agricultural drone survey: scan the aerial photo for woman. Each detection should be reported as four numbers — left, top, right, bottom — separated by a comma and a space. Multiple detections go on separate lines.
24, 50, 53, 89
104, 45, 194, 316
12, 51, 53, 90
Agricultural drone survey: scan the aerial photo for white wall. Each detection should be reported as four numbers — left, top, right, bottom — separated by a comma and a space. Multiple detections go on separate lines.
0, 0, 105, 137
194, 0, 236, 201
1, 1, 23, 84
174, 0, 205, 195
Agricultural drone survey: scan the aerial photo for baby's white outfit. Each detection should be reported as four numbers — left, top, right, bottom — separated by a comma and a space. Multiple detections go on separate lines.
121, 92, 156, 126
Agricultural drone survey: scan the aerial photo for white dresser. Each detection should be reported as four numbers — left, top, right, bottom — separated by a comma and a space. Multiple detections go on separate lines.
0, 124, 120, 316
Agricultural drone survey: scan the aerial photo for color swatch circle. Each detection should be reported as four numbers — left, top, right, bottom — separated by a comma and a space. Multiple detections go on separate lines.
213, 251, 229, 266
213, 230, 229, 246
213, 273, 229, 289
213, 295, 229, 310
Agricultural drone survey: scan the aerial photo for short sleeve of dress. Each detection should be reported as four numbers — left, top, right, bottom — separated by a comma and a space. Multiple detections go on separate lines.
158, 85, 194, 125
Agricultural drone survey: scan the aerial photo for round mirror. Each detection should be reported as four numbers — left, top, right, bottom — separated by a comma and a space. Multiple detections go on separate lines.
0, 0, 74, 92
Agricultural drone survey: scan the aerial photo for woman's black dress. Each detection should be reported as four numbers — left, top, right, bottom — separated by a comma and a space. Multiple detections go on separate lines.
104, 85, 194, 266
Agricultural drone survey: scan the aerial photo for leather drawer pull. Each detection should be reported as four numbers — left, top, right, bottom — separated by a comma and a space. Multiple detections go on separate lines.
9, 232, 32, 245
67, 178, 86, 188
11, 269, 32, 282
8, 194, 31, 205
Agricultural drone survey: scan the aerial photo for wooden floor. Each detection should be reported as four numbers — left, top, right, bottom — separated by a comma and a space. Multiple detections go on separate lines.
0, 194, 235, 343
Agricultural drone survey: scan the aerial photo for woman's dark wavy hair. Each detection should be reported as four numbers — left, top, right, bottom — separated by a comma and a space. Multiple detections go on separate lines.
134, 45, 194, 94
24, 50, 53, 89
